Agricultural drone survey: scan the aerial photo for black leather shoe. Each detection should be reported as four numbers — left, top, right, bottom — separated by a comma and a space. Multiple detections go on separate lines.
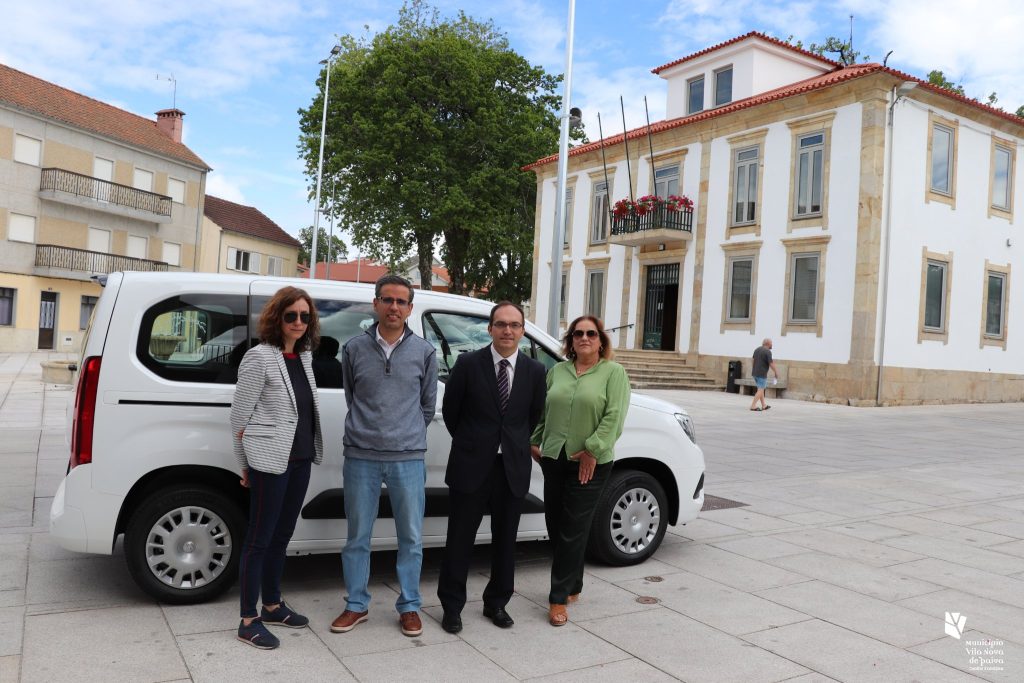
482, 605, 514, 628
441, 611, 463, 634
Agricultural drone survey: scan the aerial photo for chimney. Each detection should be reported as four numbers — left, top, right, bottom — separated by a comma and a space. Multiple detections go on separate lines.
155, 108, 185, 143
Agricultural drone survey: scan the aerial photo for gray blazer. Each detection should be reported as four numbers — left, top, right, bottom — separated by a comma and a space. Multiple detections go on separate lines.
230, 343, 324, 474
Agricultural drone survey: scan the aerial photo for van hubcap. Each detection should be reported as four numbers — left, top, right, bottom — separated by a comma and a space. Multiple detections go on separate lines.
145, 506, 232, 589
609, 487, 661, 555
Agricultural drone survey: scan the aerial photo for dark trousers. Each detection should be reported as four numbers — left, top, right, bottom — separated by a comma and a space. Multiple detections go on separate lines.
437, 455, 523, 614
239, 459, 311, 618
541, 452, 613, 605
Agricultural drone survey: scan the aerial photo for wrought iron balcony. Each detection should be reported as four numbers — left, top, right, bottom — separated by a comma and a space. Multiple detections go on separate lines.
610, 205, 693, 247
35, 244, 169, 276
39, 167, 173, 221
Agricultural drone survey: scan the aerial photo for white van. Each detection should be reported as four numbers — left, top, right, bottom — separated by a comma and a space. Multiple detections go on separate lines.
51, 272, 705, 604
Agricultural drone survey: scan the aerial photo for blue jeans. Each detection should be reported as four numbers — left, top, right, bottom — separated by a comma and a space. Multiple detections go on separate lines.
342, 458, 425, 614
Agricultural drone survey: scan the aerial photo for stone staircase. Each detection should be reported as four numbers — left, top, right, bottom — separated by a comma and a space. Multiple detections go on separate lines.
614, 349, 724, 391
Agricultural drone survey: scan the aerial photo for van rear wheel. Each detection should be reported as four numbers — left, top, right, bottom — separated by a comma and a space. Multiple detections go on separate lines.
124, 487, 243, 604
588, 470, 668, 566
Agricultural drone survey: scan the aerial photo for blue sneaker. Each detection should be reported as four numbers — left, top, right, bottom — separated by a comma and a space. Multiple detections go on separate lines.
237, 619, 280, 649
261, 601, 309, 629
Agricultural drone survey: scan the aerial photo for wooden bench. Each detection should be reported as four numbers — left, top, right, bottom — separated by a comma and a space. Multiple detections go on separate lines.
735, 364, 788, 397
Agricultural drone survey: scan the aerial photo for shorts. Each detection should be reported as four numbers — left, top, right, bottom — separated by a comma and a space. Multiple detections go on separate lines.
754, 376, 768, 390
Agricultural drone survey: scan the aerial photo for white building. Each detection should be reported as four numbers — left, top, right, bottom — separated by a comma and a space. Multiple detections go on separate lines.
527, 32, 1022, 405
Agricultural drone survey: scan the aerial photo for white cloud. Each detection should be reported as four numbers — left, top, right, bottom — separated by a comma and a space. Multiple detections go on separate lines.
205, 173, 247, 204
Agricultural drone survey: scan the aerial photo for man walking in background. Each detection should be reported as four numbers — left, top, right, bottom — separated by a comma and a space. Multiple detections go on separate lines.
750, 338, 778, 412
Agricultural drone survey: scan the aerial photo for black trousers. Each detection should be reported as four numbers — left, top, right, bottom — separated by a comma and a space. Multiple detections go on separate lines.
541, 452, 613, 605
437, 454, 523, 613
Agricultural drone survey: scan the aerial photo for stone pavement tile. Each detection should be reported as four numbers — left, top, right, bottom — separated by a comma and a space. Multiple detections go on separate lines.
27, 531, 82, 562
0, 655, 20, 683
778, 511, 850, 525
765, 551, 944, 602
995, 499, 1024, 512
0, 556, 28, 593
707, 492, 818, 517
909, 630, 1019, 683
30, 498, 50, 530
699, 507, 797, 533
972, 520, 1024, 540
888, 559, 1024, 610
34, 456, 66, 498
508, 563, 660, 622
21, 605, 188, 683
0, 431, 39, 454
583, 556, 682, 583
781, 674, 840, 682
0, 454, 36, 488
710, 535, 812, 561
896, 588, 1024, 645
344, 640, 514, 681
743, 618, 977, 682
523, 657, 679, 682
918, 507, 1005, 526
617, 570, 809, 636
771, 528, 924, 567
0, 590, 25, 608
161, 588, 238, 636
0, 486, 34, 528
583, 607, 809, 682
177, 627, 355, 682
25, 555, 144, 607
427, 595, 628, 679
985, 540, 1024, 559
755, 580, 936, 648
663, 517, 744, 542
413, 568, 493, 610
0, 605, 24, 656
881, 535, 1024, 576
826, 521, 912, 542
655, 543, 809, 592
875, 515, 1018, 547
872, 500, 934, 513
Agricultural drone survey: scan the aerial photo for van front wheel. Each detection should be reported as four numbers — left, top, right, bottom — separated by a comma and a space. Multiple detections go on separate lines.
124, 487, 244, 604
588, 470, 668, 566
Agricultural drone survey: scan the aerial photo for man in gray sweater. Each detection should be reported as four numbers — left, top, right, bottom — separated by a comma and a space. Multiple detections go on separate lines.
331, 274, 438, 638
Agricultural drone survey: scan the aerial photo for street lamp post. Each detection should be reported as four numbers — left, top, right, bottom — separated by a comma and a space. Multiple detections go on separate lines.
309, 44, 341, 279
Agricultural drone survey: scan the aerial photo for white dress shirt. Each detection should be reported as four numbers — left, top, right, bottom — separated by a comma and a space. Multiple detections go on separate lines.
376, 328, 404, 359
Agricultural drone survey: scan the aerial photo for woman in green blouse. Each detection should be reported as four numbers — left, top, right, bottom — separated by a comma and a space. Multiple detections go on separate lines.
530, 315, 630, 627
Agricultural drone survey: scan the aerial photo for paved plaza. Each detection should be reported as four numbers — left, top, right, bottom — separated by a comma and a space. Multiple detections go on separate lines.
1, 351, 1022, 682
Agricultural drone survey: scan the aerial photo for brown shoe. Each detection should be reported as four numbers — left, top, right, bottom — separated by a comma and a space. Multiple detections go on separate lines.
399, 611, 423, 637
330, 609, 368, 633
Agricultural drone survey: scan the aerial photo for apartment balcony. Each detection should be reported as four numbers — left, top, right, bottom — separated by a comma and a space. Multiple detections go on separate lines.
39, 168, 173, 223
609, 205, 693, 247
34, 244, 169, 281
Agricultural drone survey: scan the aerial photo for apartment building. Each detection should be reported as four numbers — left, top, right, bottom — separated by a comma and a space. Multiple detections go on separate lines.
528, 32, 1023, 404
0, 63, 209, 352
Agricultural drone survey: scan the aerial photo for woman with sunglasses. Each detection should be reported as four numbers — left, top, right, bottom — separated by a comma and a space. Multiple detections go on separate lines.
530, 315, 630, 627
230, 286, 324, 649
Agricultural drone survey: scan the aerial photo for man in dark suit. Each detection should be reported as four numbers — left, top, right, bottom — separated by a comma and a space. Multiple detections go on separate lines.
436, 301, 546, 633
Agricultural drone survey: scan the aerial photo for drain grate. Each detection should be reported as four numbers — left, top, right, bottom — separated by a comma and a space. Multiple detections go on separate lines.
636, 596, 660, 605
701, 495, 749, 512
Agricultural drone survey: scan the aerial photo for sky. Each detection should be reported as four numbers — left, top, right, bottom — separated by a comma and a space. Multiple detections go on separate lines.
2, 0, 1021, 250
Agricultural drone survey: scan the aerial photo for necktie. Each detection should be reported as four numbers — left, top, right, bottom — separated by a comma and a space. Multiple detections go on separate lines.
497, 359, 510, 413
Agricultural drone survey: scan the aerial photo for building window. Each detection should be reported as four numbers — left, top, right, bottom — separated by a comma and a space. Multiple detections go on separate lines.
918, 249, 952, 344
80, 295, 98, 330
590, 181, 608, 244
733, 146, 759, 225
168, 178, 186, 204
586, 270, 605, 319
794, 132, 824, 217
991, 142, 1014, 214
790, 254, 819, 323
714, 67, 733, 107
687, 76, 704, 115
654, 164, 679, 197
0, 288, 14, 326
268, 256, 283, 276
127, 235, 148, 260
133, 168, 154, 192
985, 271, 1006, 338
163, 241, 181, 267
7, 213, 36, 243
227, 247, 260, 273
87, 227, 111, 254
558, 185, 574, 248
14, 134, 41, 166
781, 234, 829, 336
926, 114, 958, 207
727, 258, 753, 321
559, 269, 568, 321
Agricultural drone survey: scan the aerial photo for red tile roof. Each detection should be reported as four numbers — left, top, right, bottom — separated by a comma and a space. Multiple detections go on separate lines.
651, 31, 839, 74
524, 63, 1024, 171
204, 195, 300, 248
312, 258, 389, 282
0, 62, 209, 169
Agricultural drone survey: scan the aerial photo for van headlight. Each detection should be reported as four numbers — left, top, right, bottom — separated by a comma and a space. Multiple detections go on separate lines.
674, 412, 696, 444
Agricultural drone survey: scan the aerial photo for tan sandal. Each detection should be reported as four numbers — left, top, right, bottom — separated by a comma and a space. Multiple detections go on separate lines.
567, 593, 580, 604
548, 604, 568, 627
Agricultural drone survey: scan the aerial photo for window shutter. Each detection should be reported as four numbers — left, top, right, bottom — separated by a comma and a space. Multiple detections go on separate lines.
227, 247, 237, 270
250, 253, 261, 274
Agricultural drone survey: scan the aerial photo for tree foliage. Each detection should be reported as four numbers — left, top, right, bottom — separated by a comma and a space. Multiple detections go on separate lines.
298, 225, 347, 267
927, 70, 966, 96
297, 0, 569, 300
786, 35, 866, 65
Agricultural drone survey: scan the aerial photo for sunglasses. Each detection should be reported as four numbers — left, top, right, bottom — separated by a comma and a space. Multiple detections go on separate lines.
283, 311, 311, 324
378, 296, 410, 307
572, 329, 599, 338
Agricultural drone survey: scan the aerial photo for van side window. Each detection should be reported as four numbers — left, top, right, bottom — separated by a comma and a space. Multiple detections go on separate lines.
137, 295, 249, 383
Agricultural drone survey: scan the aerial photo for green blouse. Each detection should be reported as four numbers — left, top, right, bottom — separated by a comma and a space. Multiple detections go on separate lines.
531, 359, 631, 465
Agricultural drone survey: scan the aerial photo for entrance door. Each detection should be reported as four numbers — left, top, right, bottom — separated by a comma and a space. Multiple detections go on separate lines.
38, 292, 57, 350
642, 263, 680, 350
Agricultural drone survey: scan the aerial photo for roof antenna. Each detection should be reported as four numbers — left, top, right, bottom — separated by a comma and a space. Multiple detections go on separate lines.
156, 74, 177, 109
849, 14, 854, 62
883, 50, 893, 67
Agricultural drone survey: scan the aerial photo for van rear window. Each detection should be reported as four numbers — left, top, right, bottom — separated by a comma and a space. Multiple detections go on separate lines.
137, 295, 249, 383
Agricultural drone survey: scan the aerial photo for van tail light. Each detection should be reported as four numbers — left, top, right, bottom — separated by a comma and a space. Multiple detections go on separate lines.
70, 356, 101, 469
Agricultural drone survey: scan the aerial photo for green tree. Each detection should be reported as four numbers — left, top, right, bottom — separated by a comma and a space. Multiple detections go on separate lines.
297, 0, 570, 299
1016, 104, 1024, 118
926, 70, 966, 96
786, 35, 866, 65
298, 225, 347, 267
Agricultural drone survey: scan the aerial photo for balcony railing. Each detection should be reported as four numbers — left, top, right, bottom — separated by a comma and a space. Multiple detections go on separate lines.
40, 167, 172, 218
611, 205, 693, 236
35, 244, 169, 274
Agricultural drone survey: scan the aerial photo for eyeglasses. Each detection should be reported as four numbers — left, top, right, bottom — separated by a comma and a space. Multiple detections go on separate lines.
377, 296, 410, 307
491, 321, 523, 330
283, 311, 311, 324
572, 329, 599, 338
